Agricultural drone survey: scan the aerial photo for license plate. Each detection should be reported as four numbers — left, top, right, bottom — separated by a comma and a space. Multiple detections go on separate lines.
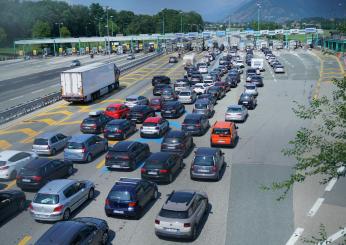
131, 118, 137, 121
218, 140, 225, 143
243, 102, 248, 104
164, 228, 178, 232
199, 169, 209, 173
113, 210, 124, 214
167, 146, 175, 149
112, 165, 121, 168
36, 214, 48, 218
22, 179, 31, 182
148, 171, 157, 175
187, 126, 194, 129
165, 111, 171, 113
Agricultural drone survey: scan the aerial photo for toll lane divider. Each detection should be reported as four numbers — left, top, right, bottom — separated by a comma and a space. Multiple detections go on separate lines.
0, 52, 163, 125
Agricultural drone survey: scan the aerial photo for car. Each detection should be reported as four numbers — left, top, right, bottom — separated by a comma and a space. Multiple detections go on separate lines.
213, 68, 223, 77
149, 97, 163, 111
190, 147, 225, 180
32, 133, 70, 156
152, 75, 171, 86
80, 111, 112, 134
225, 105, 248, 122
0, 190, 26, 222
178, 89, 197, 104
64, 134, 108, 162
238, 93, 257, 109
29, 179, 95, 221
127, 105, 156, 123
246, 68, 258, 81
70, 59, 81, 67
210, 121, 238, 147
169, 56, 178, 63
214, 81, 231, 92
105, 103, 130, 119
35, 217, 109, 245
198, 65, 208, 74
244, 83, 258, 96
197, 93, 217, 105
182, 113, 210, 136
271, 61, 281, 68
207, 85, 224, 99
225, 75, 238, 88
161, 101, 185, 119
105, 141, 150, 170
173, 79, 190, 93
155, 190, 209, 240
193, 84, 209, 95
141, 152, 183, 183
124, 95, 149, 108
16, 158, 74, 191
209, 71, 221, 81
153, 84, 171, 96
250, 75, 264, 87
193, 99, 214, 118
0, 151, 38, 180
127, 53, 135, 60
161, 130, 194, 157
186, 67, 197, 77
190, 74, 203, 85
103, 119, 136, 140
235, 59, 244, 68
203, 75, 216, 86
161, 87, 178, 101
105, 178, 158, 219
140, 116, 169, 137
219, 65, 228, 74
274, 65, 285, 73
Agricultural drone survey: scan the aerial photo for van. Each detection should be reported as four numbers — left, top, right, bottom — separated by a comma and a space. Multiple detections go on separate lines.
210, 121, 238, 147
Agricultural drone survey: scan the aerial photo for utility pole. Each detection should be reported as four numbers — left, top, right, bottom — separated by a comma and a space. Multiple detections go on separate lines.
180, 11, 183, 33
162, 10, 165, 35
105, 6, 110, 55
110, 15, 114, 36
257, 1, 261, 32
55, 22, 63, 38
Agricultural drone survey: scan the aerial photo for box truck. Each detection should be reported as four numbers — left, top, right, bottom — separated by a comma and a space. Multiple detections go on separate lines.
61, 62, 120, 103
251, 58, 264, 71
183, 53, 196, 67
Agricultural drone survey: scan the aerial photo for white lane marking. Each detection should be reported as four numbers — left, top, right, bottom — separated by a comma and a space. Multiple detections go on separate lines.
49, 83, 60, 88
9, 95, 24, 101
307, 198, 324, 217
325, 178, 337, 192
285, 227, 304, 245
320, 227, 346, 245
31, 89, 44, 94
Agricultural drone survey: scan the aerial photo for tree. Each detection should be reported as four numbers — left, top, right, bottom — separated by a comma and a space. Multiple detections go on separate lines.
0, 27, 7, 45
264, 77, 346, 200
60, 26, 71, 37
32, 20, 51, 38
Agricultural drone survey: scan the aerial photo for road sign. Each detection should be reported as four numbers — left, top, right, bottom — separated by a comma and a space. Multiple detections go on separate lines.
275, 29, 284, 34
188, 32, 198, 38
268, 30, 276, 36
290, 29, 299, 34
305, 28, 317, 33
260, 30, 269, 35
216, 31, 226, 37
202, 32, 211, 38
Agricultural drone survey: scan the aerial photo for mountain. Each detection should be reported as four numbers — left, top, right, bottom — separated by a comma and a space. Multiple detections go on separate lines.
227, 0, 346, 23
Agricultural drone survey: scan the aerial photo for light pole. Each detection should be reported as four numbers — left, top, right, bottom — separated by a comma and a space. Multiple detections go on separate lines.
55, 22, 63, 38
257, 2, 261, 31
161, 9, 165, 35
95, 18, 103, 36
180, 11, 183, 33
104, 6, 110, 55
110, 15, 114, 36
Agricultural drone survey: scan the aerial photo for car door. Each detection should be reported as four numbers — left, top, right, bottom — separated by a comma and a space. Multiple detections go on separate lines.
140, 181, 152, 206
132, 143, 142, 163
8, 153, 27, 173
56, 134, 67, 150
44, 161, 59, 181
135, 186, 145, 208
51, 160, 68, 178
50, 136, 59, 151
0, 193, 12, 221
192, 195, 205, 224
63, 184, 79, 211
78, 225, 99, 245
91, 137, 102, 154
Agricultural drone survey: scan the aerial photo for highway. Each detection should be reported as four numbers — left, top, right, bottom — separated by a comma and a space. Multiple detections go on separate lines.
0, 47, 345, 245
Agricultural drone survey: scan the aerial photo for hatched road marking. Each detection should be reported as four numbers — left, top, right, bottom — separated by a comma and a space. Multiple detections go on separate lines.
0, 140, 12, 150
17, 235, 32, 245
285, 227, 304, 245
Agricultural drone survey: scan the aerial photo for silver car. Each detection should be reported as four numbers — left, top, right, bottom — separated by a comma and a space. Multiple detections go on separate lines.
30, 179, 95, 221
225, 105, 248, 122
124, 95, 149, 108
244, 83, 258, 96
32, 132, 70, 155
178, 89, 197, 104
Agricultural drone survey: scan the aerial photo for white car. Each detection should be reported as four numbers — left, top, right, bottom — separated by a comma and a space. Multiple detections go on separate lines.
198, 65, 208, 74
193, 84, 209, 94
225, 105, 248, 122
274, 65, 285, 73
235, 60, 245, 68
203, 75, 215, 86
124, 95, 149, 108
244, 83, 258, 96
0, 151, 38, 180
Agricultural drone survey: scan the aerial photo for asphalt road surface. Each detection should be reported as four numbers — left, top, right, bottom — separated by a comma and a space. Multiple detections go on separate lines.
0, 48, 343, 245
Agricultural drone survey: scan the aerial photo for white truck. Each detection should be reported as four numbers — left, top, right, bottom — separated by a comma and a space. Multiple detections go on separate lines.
251, 58, 265, 71
183, 53, 196, 67
61, 62, 120, 103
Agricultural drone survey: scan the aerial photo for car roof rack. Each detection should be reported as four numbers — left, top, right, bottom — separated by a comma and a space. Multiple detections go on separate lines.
186, 192, 196, 206
165, 190, 175, 204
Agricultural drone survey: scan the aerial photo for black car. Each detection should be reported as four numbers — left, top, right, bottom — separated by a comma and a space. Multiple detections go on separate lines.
105, 178, 158, 219
103, 119, 136, 140
127, 105, 155, 123
250, 75, 264, 87
182, 113, 210, 136
197, 93, 217, 105
35, 217, 109, 245
169, 56, 178, 63
153, 84, 171, 96
80, 111, 112, 134
207, 86, 224, 99
16, 158, 73, 191
186, 67, 197, 77
152, 75, 171, 86
238, 93, 257, 109
225, 75, 238, 88
0, 190, 26, 222
141, 152, 183, 183
190, 74, 203, 85
161, 101, 185, 118
105, 141, 150, 170
161, 130, 194, 157
227, 72, 241, 83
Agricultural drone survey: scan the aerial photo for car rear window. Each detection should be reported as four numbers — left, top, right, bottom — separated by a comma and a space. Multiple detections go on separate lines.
163, 137, 182, 144
179, 91, 191, 96
33, 193, 59, 205
83, 118, 97, 124
143, 122, 157, 127
183, 118, 199, 124
106, 107, 117, 112
144, 159, 166, 169
194, 155, 214, 166
0, 161, 7, 166
109, 190, 132, 201
150, 99, 160, 105
126, 98, 137, 102
66, 142, 84, 149
228, 107, 242, 112
195, 104, 207, 109
34, 138, 48, 145
20, 168, 40, 176
159, 209, 189, 219
246, 85, 256, 89
213, 128, 231, 135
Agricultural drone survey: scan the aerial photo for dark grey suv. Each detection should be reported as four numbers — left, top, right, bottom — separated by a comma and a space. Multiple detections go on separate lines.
182, 114, 210, 136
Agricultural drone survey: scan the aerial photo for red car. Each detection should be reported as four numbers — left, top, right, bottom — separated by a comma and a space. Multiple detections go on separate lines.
215, 81, 231, 92
149, 98, 162, 111
105, 103, 130, 119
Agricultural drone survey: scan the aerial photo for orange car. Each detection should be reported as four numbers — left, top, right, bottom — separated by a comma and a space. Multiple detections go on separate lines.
210, 121, 238, 147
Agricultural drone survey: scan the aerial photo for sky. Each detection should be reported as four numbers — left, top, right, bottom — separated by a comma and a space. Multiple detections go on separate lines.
66, 0, 249, 21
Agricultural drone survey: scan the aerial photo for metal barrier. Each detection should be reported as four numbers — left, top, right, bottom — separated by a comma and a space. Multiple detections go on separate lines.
0, 51, 163, 125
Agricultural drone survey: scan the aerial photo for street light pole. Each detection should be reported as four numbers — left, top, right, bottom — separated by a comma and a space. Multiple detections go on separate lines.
105, 6, 110, 55
180, 11, 183, 33
257, 2, 261, 32
110, 15, 114, 36
55, 22, 63, 38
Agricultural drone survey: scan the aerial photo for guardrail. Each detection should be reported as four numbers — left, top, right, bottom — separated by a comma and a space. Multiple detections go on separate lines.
0, 51, 163, 125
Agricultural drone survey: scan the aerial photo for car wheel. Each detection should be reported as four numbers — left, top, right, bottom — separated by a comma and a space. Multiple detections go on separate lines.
88, 188, 95, 200
51, 148, 56, 156
67, 166, 73, 176
18, 199, 25, 211
62, 208, 71, 220
101, 230, 109, 245
104, 144, 108, 152
10, 170, 17, 180
168, 174, 173, 183
122, 133, 126, 140
216, 171, 221, 181
86, 154, 92, 163
152, 189, 158, 200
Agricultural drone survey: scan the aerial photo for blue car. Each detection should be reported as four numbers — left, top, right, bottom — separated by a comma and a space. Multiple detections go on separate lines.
64, 134, 108, 162
105, 178, 158, 219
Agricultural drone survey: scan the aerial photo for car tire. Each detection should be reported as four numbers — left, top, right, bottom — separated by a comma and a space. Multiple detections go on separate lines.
86, 154, 92, 163
67, 166, 73, 176
51, 148, 56, 156
101, 230, 109, 245
104, 144, 108, 152
191, 225, 198, 241
18, 199, 25, 211
168, 174, 173, 183
10, 170, 17, 180
152, 189, 158, 200
62, 208, 71, 221
88, 188, 95, 200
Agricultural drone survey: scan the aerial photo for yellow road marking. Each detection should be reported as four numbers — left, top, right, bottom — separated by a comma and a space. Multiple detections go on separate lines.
99, 99, 124, 104
36, 110, 72, 117
18, 235, 32, 245
313, 55, 324, 100
5, 180, 16, 190
58, 120, 81, 125
0, 140, 12, 150
321, 72, 343, 75
0, 128, 37, 137
23, 118, 56, 126
20, 131, 43, 144
96, 159, 105, 169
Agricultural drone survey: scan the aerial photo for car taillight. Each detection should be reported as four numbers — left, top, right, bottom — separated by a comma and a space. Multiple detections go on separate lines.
28, 203, 33, 210
195, 124, 201, 127
212, 166, 217, 172
53, 205, 64, 212
184, 223, 191, 227
128, 202, 137, 207
32, 176, 42, 182
116, 129, 123, 133
106, 154, 111, 160
155, 219, 160, 224
82, 147, 86, 153
0, 165, 9, 170
92, 125, 97, 129
141, 168, 146, 173
159, 169, 169, 173
105, 199, 110, 205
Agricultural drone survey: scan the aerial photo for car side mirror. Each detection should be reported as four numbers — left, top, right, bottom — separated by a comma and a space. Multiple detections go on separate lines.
235, 125, 239, 129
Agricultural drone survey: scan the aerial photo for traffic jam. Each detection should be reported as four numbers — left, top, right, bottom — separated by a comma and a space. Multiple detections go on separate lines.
0, 45, 278, 244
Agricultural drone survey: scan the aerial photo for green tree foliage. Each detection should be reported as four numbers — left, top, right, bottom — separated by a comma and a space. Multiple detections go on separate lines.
32, 20, 51, 38
59, 26, 71, 37
0, 27, 7, 45
264, 77, 346, 200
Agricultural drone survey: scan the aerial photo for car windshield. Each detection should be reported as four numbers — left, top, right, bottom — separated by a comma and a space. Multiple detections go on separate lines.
106, 107, 118, 111
34, 193, 59, 205
179, 91, 191, 96
126, 97, 138, 102
162, 104, 175, 110
67, 142, 84, 149
162, 90, 173, 95
109, 190, 131, 201
213, 128, 231, 135
195, 103, 207, 109
184, 118, 199, 124
33, 138, 48, 145
150, 99, 160, 105
228, 107, 242, 112
159, 209, 189, 219
240, 94, 250, 100
246, 85, 256, 89
83, 118, 97, 124
194, 155, 214, 166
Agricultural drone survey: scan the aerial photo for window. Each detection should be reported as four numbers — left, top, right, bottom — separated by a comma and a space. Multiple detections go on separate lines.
141, 181, 150, 191
33, 138, 48, 145
109, 190, 131, 201
64, 185, 77, 198
51, 136, 58, 144
8, 153, 22, 162
159, 209, 189, 219
136, 186, 144, 196
56, 134, 66, 140
33, 193, 59, 205
44, 163, 56, 175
